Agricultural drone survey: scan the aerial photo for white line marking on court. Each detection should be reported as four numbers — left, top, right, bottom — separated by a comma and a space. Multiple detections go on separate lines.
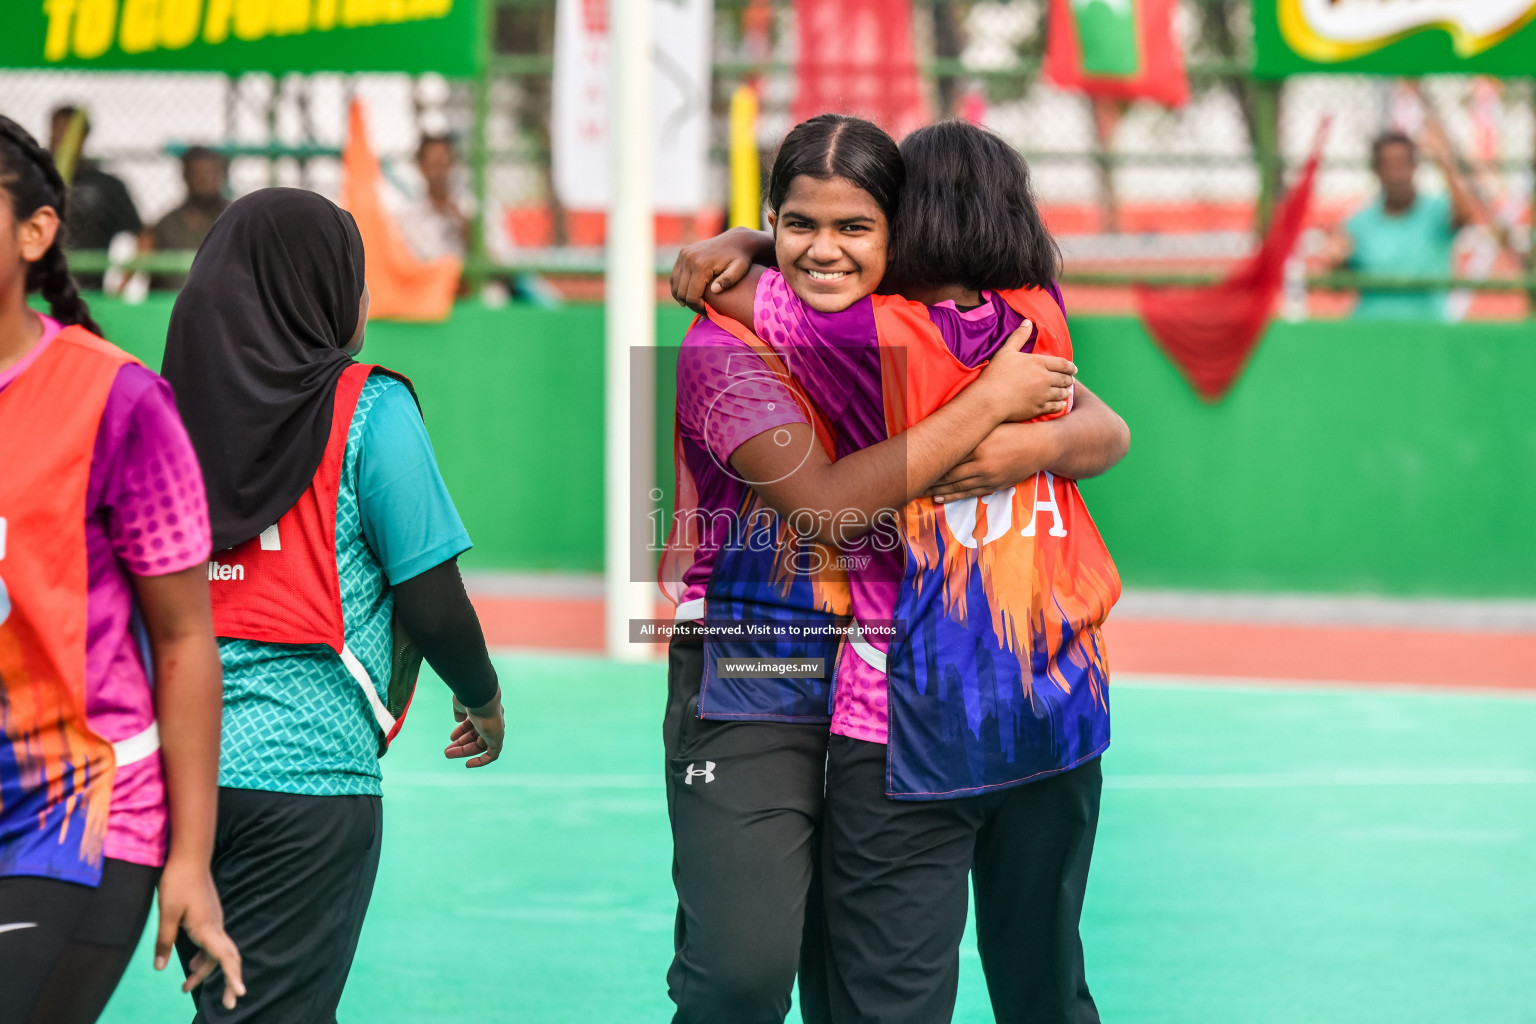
387, 772, 660, 789
464, 571, 605, 599
0, 922, 37, 936
387, 768, 1536, 793
1113, 671, 1536, 700
472, 660, 1536, 696
1107, 768, 1536, 790
487, 646, 663, 663
1110, 589, 1536, 632
1337, 827, 1520, 844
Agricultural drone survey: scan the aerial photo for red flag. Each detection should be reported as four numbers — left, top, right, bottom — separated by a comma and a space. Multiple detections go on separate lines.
1044, 0, 1188, 109
1135, 124, 1329, 402
793, 0, 928, 138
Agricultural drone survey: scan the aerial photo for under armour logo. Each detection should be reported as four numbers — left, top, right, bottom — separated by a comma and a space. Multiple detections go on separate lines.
684, 761, 716, 785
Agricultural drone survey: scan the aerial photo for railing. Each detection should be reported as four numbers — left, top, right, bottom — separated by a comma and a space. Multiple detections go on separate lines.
62, 250, 1536, 302
1058, 271, 1536, 294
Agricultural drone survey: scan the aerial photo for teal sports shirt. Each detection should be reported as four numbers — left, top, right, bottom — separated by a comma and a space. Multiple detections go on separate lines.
218, 375, 471, 796
1346, 192, 1457, 322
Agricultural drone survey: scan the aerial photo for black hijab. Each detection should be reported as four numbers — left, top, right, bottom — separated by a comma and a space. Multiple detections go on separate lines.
163, 188, 367, 552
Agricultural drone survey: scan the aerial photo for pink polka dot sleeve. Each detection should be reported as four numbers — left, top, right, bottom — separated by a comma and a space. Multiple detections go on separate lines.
100, 367, 212, 576
676, 322, 811, 465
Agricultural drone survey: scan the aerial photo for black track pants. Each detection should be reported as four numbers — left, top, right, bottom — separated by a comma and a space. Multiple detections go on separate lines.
820, 735, 1102, 1024
176, 787, 382, 1024
664, 638, 832, 1024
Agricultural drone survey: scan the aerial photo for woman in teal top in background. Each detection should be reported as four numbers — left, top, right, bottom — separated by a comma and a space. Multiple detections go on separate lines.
162, 188, 505, 1024
1327, 125, 1475, 321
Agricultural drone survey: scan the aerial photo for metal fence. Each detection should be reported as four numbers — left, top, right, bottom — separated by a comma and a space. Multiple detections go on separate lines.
2, 0, 1532, 308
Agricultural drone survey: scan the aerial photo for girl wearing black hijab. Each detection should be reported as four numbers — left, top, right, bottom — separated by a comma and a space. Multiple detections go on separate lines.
162, 188, 504, 1023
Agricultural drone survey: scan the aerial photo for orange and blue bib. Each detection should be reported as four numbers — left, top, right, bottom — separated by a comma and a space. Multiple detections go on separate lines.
753, 272, 1120, 798
0, 327, 136, 882
877, 289, 1119, 797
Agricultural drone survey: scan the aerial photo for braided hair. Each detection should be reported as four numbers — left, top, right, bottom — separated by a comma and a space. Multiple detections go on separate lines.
0, 115, 102, 336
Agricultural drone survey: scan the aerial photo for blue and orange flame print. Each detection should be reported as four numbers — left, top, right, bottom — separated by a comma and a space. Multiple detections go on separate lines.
872, 289, 1121, 798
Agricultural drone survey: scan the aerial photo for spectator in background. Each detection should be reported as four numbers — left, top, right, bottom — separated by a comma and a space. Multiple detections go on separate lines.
398, 134, 468, 262
146, 147, 230, 290
49, 105, 142, 289
1327, 123, 1476, 320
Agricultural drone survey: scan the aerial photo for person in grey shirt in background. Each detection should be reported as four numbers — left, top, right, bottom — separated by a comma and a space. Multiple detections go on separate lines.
146, 147, 231, 291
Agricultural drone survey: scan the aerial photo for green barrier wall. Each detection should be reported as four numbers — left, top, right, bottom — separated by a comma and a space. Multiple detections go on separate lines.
90, 297, 1536, 598
1070, 316, 1535, 598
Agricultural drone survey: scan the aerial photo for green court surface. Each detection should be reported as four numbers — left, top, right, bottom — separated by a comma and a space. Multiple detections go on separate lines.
102, 656, 1536, 1023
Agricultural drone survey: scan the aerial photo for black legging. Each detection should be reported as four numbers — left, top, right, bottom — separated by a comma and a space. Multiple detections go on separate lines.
663, 639, 832, 1024
0, 858, 160, 1024
391, 557, 498, 710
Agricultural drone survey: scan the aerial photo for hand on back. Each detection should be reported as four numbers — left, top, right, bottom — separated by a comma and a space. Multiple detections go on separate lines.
969, 320, 1077, 423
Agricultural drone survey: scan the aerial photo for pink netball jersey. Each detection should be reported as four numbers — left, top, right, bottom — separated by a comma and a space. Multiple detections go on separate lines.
661, 313, 853, 722
0, 316, 210, 876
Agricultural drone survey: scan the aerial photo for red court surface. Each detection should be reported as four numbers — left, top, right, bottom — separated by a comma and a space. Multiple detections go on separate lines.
1100, 618, 1536, 690
467, 591, 1536, 690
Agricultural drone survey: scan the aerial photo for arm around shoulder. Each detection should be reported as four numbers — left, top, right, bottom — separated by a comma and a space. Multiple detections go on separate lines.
671, 227, 772, 322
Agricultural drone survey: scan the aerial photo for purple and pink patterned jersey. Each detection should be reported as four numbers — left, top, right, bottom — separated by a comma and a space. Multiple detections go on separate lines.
664, 315, 852, 722
0, 316, 211, 871
669, 318, 812, 611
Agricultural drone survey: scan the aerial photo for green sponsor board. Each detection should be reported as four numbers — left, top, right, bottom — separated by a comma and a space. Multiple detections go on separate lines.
1255, 0, 1536, 78
0, 0, 481, 75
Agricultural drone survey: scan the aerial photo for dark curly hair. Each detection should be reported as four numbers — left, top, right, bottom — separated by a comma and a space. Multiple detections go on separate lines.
885, 120, 1060, 294
0, 114, 101, 336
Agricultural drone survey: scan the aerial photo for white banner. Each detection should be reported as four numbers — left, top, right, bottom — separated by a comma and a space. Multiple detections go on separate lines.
551, 0, 714, 213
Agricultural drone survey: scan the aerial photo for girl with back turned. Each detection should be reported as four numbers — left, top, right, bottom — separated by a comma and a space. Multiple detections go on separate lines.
162, 187, 506, 1023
